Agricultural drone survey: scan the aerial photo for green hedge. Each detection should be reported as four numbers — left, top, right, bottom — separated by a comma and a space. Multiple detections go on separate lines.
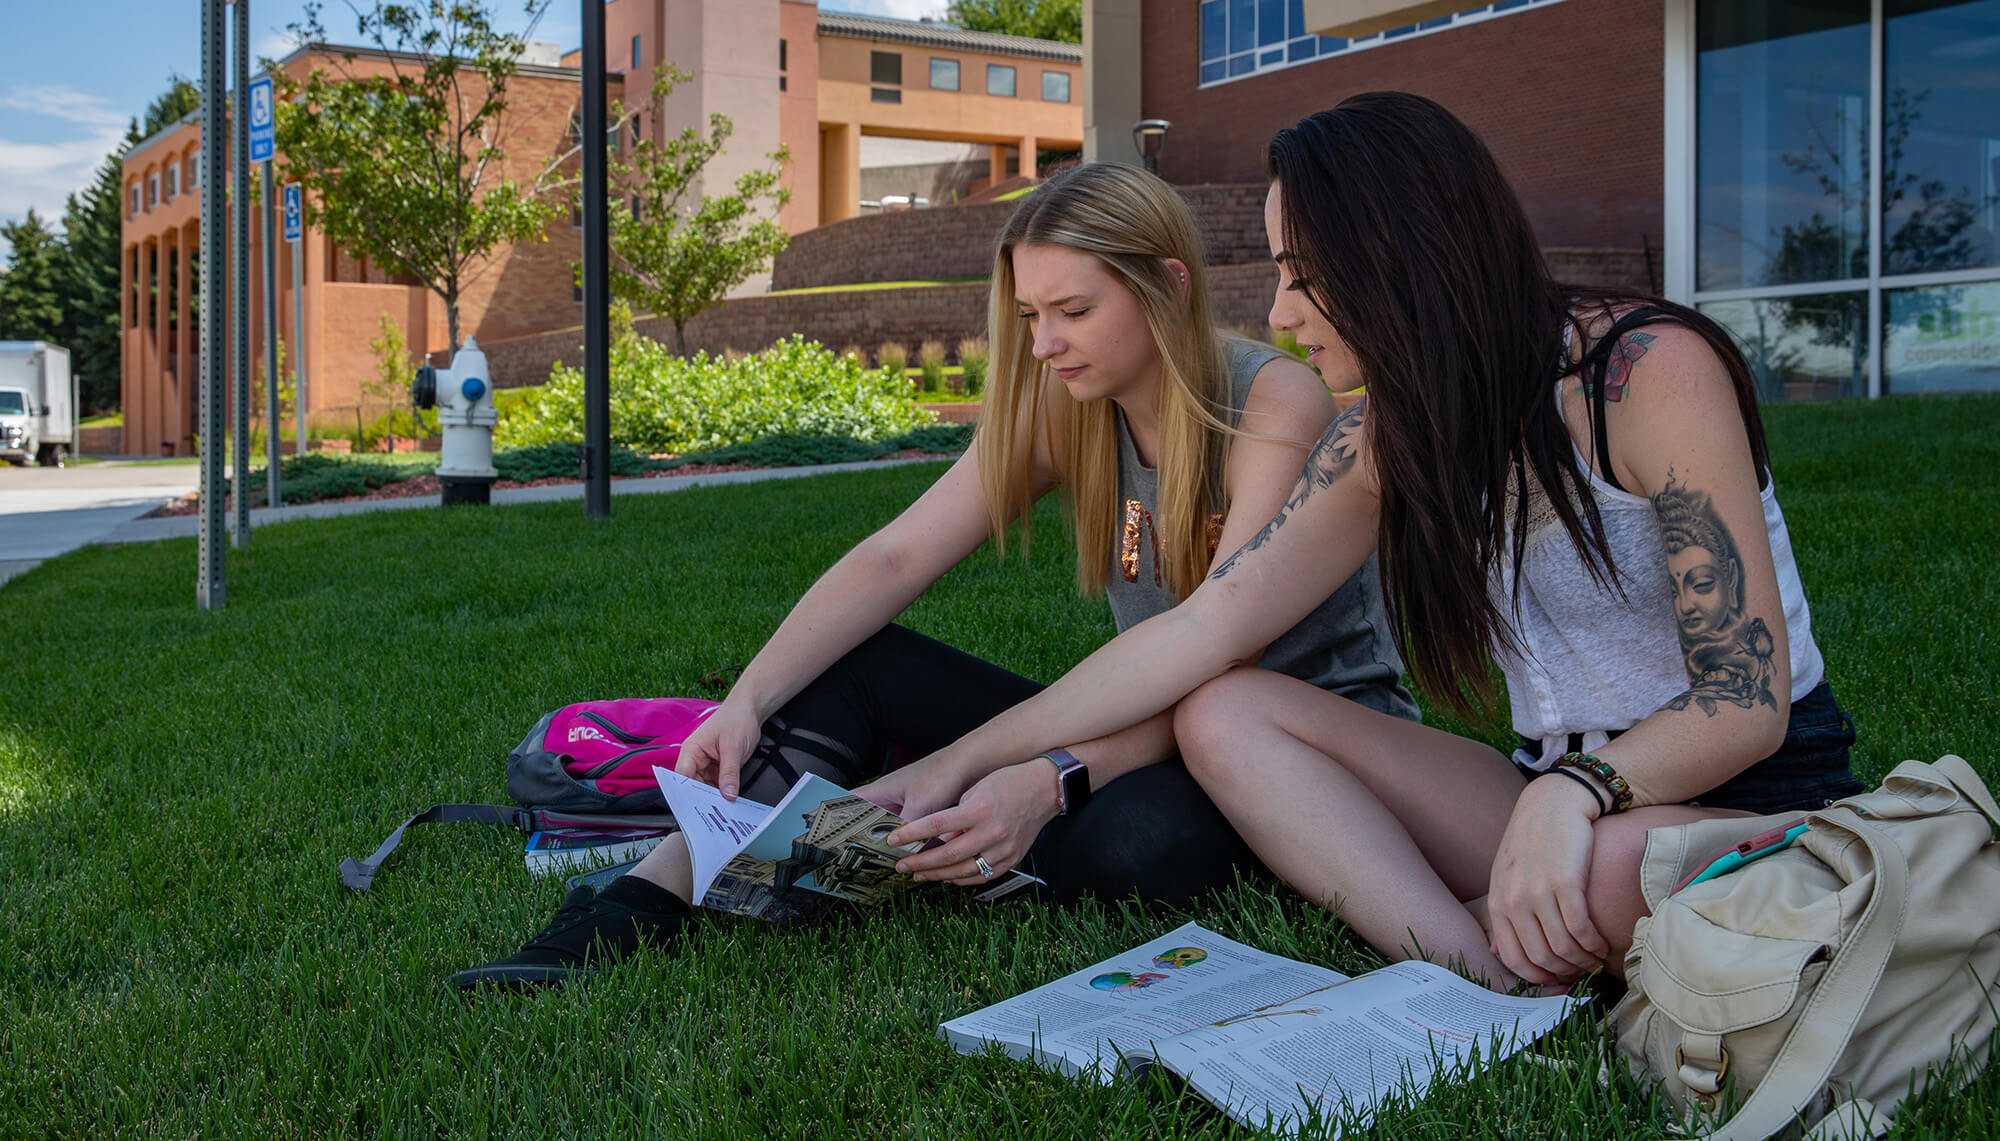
496, 319, 934, 454
654, 424, 974, 470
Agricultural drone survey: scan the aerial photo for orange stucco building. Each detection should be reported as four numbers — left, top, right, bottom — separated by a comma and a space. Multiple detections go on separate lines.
119, 5, 1081, 456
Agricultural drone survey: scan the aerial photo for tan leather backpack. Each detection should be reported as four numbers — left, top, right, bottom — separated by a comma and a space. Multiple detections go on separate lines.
1611, 755, 2000, 1140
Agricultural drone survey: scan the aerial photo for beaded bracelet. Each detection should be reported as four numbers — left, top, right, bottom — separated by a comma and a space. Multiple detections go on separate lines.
1545, 765, 1610, 816
1558, 751, 1633, 813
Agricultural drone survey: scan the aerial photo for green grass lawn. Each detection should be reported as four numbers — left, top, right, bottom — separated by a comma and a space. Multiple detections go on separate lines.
3, 395, 1997, 1137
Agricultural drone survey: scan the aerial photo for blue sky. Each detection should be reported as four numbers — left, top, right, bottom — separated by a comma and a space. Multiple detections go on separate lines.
0, 0, 946, 261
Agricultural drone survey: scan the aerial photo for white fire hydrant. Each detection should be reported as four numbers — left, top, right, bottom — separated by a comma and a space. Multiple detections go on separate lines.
412, 337, 498, 506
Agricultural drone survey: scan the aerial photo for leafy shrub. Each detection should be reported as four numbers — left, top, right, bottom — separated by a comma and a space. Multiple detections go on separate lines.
917, 340, 948, 394
497, 316, 933, 454
492, 441, 648, 482
229, 452, 428, 507
956, 337, 988, 397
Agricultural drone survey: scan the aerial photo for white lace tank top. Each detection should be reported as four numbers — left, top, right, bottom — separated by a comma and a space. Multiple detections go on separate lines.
1491, 425, 1825, 770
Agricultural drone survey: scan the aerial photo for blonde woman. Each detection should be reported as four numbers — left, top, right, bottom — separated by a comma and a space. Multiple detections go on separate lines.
458, 163, 1414, 990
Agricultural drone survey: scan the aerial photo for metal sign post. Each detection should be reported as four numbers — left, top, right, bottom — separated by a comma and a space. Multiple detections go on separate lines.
251, 71, 279, 510
198, 0, 227, 608
285, 182, 305, 462
261, 153, 280, 511
230, 1, 253, 546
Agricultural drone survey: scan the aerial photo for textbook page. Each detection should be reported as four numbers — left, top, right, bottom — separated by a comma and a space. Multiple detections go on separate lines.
651, 766, 775, 899
1148, 959, 1578, 1137
938, 922, 1348, 1082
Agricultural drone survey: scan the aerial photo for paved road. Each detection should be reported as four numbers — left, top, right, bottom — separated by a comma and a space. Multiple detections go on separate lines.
0, 461, 200, 586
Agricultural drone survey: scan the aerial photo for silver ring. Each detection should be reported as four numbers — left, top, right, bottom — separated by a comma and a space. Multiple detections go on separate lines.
974, 854, 996, 878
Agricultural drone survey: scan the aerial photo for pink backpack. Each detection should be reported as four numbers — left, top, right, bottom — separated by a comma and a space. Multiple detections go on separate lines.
339, 698, 719, 890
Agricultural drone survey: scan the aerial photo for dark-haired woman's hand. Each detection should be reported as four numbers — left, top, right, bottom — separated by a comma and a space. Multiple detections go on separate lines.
1485, 777, 1610, 985
885, 760, 1061, 885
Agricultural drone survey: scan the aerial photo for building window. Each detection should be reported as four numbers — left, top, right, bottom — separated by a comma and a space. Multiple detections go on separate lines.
1677, 0, 2000, 400
572, 196, 582, 229
631, 194, 641, 219
780, 75, 787, 92
930, 57, 959, 90
187, 150, 201, 188
165, 165, 179, 201
1041, 70, 1069, 102
129, 184, 140, 219
573, 278, 583, 305
780, 38, 787, 71
871, 50, 902, 85
986, 63, 1015, 97
146, 174, 159, 210
631, 35, 641, 71
871, 87, 902, 104
1197, 0, 1567, 87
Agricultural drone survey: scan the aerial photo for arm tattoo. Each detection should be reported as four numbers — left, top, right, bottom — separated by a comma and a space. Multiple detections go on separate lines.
1207, 399, 1365, 582
1579, 330, 1655, 403
1653, 468, 1778, 717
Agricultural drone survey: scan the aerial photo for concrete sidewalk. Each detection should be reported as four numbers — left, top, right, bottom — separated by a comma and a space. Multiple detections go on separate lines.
95, 457, 942, 546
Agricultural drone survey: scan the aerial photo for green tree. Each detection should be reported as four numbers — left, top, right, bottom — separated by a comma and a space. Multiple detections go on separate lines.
603, 68, 791, 357
946, 0, 1081, 42
57, 157, 130, 413
272, 2, 559, 353
0, 211, 66, 343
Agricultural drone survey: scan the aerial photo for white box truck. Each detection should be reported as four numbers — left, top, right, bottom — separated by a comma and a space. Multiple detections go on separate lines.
0, 342, 78, 467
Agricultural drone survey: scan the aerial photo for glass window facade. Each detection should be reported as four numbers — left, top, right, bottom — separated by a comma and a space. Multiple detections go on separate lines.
1688, 0, 2000, 397
987, 64, 1015, 97
930, 57, 959, 90
871, 51, 902, 86
1042, 70, 1070, 102
1197, 0, 1566, 87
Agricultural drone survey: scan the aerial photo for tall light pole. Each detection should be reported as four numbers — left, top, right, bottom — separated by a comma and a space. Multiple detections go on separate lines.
231, 0, 252, 545
581, 0, 611, 519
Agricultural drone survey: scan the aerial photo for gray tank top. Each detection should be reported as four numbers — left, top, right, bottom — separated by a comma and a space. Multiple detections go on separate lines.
1106, 337, 1417, 720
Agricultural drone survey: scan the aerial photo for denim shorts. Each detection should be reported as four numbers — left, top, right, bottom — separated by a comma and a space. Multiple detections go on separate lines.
1516, 680, 1868, 815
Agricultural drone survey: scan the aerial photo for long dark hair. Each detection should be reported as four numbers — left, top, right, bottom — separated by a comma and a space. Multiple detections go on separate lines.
1266, 92, 1770, 717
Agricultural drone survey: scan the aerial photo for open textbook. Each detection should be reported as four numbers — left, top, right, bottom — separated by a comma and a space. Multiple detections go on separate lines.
652, 766, 1040, 924
940, 922, 1579, 1137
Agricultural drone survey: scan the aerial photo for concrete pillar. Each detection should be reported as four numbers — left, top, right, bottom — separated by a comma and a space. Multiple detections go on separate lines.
1083, 0, 1144, 167
989, 143, 1008, 186
1020, 135, 1039, 180
820, 121, 861, 223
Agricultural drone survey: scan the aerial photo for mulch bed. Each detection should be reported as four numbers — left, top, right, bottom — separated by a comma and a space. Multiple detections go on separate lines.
144, 449, 960, 518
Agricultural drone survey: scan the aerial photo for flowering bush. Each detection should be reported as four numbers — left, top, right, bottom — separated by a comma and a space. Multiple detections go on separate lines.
497, 314, 934, 454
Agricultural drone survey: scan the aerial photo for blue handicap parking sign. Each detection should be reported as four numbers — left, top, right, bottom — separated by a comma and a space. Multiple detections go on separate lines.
283, 183, 302, 242
248, 75, 275, 163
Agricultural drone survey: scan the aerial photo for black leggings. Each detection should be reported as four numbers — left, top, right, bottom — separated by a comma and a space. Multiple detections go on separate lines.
731, 624, 1266, 907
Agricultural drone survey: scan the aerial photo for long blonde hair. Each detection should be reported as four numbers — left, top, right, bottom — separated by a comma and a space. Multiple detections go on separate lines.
977, 163, 1233, 601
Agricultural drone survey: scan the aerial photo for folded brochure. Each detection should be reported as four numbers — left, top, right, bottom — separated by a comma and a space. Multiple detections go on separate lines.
652, 766, 1040, 923
523, 827, 672, 876
939, 921, 1579, 1137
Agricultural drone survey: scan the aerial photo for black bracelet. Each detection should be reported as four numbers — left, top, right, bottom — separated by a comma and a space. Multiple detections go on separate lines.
1545, 765, 1609, 816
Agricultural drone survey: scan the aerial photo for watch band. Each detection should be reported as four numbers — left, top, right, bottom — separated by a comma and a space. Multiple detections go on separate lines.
1040, 747, 1091, 816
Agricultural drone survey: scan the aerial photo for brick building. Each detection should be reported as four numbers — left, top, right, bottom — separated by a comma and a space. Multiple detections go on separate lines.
118, 5, 1083, 456
1085, 0, 2000, 400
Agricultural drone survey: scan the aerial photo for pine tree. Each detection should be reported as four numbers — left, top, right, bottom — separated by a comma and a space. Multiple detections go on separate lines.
57, 156, 127, 413
0, 211, 66, 344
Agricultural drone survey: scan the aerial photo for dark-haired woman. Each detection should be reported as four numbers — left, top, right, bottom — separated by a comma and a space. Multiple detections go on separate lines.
892, 92, 1865, 991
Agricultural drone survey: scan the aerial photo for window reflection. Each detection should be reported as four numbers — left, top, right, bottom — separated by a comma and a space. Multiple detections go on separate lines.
1884, 0, 2000, 274
1702, 294, 1867, 401
1885, 281, 2000, 392
1696, 1, 1870, 291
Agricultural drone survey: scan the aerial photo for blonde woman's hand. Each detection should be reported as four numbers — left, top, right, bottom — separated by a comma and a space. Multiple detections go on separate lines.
673, 698, 763, 799
853, 753, 972, 824
886, 759, 1061, 885
1485, 777, 1610, 986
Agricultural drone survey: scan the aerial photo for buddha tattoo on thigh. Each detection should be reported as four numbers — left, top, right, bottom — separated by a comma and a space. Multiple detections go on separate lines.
1653, 470, 1777, 716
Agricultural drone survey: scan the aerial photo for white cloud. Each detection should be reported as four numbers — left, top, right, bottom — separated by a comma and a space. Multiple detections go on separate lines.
0, 86, 130, 257
822, 0, 950, 21
0, 85, 127, 130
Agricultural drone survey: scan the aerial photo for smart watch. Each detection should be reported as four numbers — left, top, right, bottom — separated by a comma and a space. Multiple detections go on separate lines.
1039, 747, 1092, 816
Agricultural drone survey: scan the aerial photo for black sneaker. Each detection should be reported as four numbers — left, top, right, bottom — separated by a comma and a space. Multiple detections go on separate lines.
454, 877, 692, 991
